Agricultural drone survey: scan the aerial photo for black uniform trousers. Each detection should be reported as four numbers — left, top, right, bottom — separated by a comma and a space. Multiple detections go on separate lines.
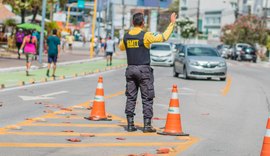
125, 65, 155, 119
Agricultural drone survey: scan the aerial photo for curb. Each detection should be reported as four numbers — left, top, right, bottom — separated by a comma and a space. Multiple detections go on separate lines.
0, 64, 128, 90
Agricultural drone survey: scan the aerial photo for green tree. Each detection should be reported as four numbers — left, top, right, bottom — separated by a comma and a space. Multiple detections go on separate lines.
2, 0, 41, 23
48, 0, 57, 21
59, 0, 68, 10
45, 21, 59, 35
221, 15, 268, 46
168, 0, 179, 13
176, 17, 196, 39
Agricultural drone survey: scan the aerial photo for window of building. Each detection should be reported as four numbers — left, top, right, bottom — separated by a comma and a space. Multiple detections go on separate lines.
182, 0, 187, 7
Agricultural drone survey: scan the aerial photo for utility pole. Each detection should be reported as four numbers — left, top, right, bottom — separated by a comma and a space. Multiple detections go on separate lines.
264, 0, 269, 27
119, 0, 125, 40
196, 0, 200, 34
90, 0, 97, 59
235, 0, 240, 20
97, 0, 102, 40
106, 0, 111, 37
122, 0, 125, 30
111, 3, 115, 39
178, 0, 181, 34
38, 0, 47, 64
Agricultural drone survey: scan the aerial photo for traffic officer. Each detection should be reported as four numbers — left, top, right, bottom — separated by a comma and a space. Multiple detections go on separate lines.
119, 12, 177, 133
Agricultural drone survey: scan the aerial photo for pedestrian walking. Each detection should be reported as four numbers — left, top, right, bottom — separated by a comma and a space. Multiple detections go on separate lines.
99, 37, 105, 55
61, 36, 66, 52
20, 30, 37, 76
66, 33, 74, 50
15, 28, 25, 59
32, 29, 40, 60
119, 12, 177, 133
46, 29, 61, 77
105, 36, 115, 66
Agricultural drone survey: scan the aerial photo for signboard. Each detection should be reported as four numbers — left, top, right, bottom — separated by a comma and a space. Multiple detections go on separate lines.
53, 12, 66, 22
78, 0, 85, 9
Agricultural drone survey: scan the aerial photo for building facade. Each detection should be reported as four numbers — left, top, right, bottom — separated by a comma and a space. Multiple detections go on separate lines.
180, 0, 236, 39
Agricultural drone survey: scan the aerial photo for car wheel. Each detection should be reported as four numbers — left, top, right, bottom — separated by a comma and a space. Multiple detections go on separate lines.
183, 67, 189, 79
220, 77, 226, 81
173, 66, 179, 77
253, 59, 257, 63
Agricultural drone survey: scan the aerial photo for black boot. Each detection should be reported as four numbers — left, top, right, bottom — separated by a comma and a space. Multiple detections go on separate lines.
143, 118, 156, 133
127, 117, 137, 132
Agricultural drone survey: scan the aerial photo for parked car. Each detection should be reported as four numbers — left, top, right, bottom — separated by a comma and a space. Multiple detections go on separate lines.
150, 43, 176, 66
175, 43, 184, 53
231, 43, 251, 60
239, 46, 257, 62
217, 44, 231, 59
173, 44, 227, 81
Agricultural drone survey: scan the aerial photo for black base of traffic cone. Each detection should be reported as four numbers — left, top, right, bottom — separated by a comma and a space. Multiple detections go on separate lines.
84, 116, 112, 121
157, 131, 189, 136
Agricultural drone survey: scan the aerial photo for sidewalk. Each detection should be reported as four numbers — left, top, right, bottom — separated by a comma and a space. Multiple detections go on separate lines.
0, 46, 127, 88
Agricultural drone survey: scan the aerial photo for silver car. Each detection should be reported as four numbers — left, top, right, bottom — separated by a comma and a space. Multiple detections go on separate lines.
150, 43, 176, 66
173, 44, 227, 81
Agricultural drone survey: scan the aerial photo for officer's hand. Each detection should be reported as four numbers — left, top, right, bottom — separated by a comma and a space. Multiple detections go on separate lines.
170, 12, 177, 23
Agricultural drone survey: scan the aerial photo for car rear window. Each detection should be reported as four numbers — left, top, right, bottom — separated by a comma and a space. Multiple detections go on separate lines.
244, 47, 255, 52
187, 47, 219, 57
151, 45, 171, 51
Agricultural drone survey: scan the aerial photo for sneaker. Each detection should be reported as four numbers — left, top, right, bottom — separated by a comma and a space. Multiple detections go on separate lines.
52, 74, 56, 78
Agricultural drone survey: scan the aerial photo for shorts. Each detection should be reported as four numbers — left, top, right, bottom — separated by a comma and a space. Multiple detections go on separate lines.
25, 54, 35, 63
16, 42, 22, 50
48, 55, 58, 64
106, 52, 113, 56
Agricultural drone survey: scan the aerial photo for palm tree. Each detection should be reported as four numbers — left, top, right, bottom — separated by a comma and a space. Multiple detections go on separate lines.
59, 0, 68, 10
2, 0, 40, 23
31, 0, 42, 23
47, 0, 57, 21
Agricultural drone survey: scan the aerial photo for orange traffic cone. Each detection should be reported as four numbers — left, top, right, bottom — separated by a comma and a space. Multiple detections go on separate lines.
85, 76, 111, 121
261, 115, 270, 156
157, 85, 189, 136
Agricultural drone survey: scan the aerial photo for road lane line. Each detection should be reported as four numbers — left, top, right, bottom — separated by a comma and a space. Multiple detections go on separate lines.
0, 89, 199, 154
171, 136, 200, 156
18, 123, 122, 128
0, 131, 158, 137
221, 75, 232, 96
0, 142, 185, 148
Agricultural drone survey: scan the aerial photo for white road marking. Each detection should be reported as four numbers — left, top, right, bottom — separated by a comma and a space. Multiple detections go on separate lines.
19, 91, 68, 101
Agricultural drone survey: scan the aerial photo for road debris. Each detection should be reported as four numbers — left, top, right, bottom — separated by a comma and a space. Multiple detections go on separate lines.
116, 137, 126, 140
66, 138, 81, 142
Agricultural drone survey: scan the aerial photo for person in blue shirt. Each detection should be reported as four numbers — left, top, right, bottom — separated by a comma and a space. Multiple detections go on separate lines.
32, 29, 40, 60
46, 29, 61, 77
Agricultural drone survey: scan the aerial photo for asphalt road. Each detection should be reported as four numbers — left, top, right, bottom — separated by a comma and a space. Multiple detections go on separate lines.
0, 60, 270, 156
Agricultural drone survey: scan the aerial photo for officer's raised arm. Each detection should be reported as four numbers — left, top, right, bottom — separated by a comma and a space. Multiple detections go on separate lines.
144, 12, 177, 48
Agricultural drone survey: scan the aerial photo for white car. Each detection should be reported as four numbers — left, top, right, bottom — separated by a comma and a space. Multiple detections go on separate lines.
150, 43, 176, 66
